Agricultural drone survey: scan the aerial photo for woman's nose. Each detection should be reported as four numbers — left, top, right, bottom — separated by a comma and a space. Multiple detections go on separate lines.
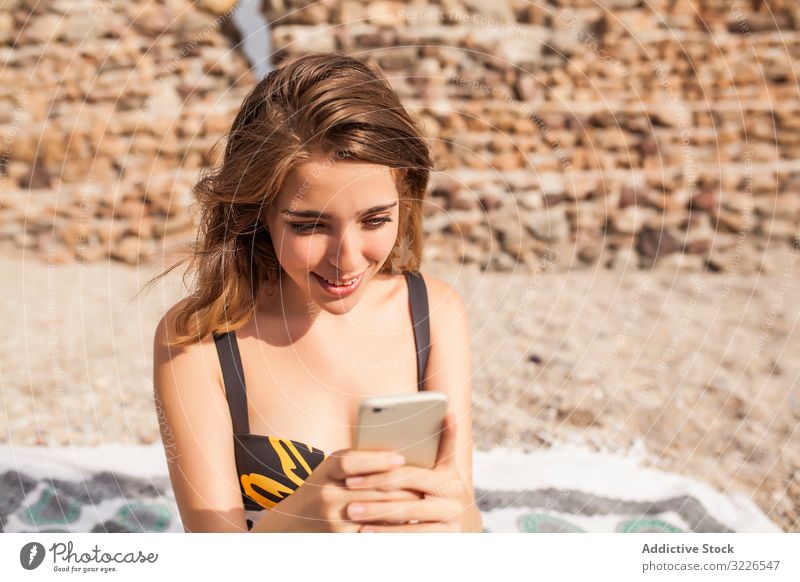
326, 224, 362, 273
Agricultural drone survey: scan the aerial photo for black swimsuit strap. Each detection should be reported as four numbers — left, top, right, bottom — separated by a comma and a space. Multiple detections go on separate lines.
212, 330, 250, 434
404, 271, 431, 391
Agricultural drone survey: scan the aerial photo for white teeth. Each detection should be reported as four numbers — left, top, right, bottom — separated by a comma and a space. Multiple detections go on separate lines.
320, 274, 358, 286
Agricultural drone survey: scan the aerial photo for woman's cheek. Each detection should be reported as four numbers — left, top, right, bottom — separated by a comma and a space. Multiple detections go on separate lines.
281, 237, 325, 269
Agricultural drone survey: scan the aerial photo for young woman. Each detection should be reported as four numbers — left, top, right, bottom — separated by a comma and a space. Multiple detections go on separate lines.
150, 52, 482, 533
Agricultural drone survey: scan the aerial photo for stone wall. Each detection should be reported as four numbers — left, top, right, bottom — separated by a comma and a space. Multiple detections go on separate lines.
1, 0, 798, 274
266, 0, 800, 274
0, 0, 250, 264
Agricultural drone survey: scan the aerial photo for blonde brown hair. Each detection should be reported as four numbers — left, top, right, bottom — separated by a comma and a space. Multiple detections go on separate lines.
143, 52, 433, 347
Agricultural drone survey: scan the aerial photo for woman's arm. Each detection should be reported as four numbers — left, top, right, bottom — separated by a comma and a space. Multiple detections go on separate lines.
153, 304, 254, 533
420, 275, 483, 532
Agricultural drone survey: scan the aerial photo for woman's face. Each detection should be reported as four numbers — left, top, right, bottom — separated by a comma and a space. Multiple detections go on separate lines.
263, 157, 401, 317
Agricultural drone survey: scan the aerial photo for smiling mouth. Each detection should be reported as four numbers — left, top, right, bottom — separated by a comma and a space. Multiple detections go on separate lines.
312, 269, 367, 287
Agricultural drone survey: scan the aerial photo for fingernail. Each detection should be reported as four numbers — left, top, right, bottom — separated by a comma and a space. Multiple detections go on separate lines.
346, 476, 364, 487
348, 504, 365, 517
391, 454, 405, 466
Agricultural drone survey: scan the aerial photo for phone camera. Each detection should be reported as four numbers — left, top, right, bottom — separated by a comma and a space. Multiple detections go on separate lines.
372, 407, 383, 413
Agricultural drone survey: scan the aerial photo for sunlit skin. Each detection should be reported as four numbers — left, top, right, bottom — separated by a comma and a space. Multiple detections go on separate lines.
261, 157, 401, 326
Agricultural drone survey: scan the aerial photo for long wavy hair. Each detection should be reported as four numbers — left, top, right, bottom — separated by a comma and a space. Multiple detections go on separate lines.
141, 52, 434, 347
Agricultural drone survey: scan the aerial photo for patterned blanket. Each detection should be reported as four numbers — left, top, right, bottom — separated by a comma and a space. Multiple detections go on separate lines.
0, 443, 781, 533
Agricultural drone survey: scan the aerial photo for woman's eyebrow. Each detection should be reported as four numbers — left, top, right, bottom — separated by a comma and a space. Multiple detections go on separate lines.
281, 201, 397, 219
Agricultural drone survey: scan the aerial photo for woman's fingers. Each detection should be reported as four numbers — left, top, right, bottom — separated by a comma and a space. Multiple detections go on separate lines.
326, 449, 405, 481
360, 522, 452, 533
332, 488, 424, 522
344, 466, 458, 497
345, 497, 457, 524
348, 488, 423, 503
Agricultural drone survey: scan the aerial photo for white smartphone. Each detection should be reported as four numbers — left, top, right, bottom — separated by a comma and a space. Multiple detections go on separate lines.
353, 392, 448, 469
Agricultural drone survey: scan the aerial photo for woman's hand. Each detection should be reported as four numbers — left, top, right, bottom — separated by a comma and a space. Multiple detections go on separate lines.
343, 413, 474, 532
264, 448, 424, 532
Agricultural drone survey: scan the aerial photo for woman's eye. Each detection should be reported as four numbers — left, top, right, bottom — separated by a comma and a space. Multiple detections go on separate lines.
290, 222, 319, 234
290, 217, 392, 235
363, 216, 392, 229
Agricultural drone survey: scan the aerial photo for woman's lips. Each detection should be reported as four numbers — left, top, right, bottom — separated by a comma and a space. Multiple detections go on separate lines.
312, 270, 366, 297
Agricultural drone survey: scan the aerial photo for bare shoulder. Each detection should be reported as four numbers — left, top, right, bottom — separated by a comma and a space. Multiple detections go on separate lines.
153, 297, 223, 393
419, 273, 467, 315
154, 296, 194, 344
371, 271, 466, 315
416, 273, 470, 351
419, 273, 457, 296
154, 297, 184, 345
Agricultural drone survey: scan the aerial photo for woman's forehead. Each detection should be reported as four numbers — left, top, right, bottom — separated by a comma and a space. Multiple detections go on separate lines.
278, 159, 398, 212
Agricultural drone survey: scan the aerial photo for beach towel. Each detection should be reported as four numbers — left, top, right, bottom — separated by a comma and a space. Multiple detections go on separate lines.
0, 443, 781, 533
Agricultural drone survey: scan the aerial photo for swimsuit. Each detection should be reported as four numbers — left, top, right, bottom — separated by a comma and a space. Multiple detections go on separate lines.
212, 270, 431, 531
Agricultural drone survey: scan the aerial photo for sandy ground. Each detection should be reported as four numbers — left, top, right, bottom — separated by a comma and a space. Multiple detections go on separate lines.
0, 249, 797, 532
